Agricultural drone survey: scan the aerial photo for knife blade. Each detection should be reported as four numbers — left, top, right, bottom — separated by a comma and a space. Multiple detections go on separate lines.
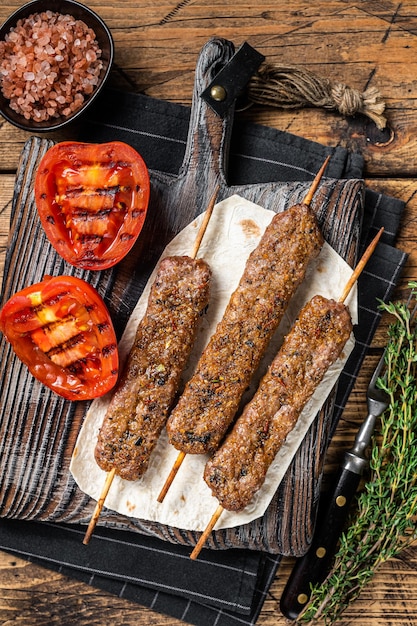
280, 351, 389, 620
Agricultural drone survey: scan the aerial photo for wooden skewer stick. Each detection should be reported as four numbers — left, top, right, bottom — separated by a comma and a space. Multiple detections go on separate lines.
303, 155, 330, 206
190, 503, 224, 560
189, 507, 224, 560
156, 159, 330, 505
83, 468, 116, 545
191, 186, 219, 259
188, 225, 384, 560
339, 226, 384, 304
157, 450, 186, 503
82, 186, 220, 545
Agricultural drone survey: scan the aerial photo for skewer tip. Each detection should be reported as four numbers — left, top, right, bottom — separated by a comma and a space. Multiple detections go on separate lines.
190, 185, 220, 259
303, 155, 331, 207
339, 226, 384, 304
83, 468, 116, 544
189, 504, 224, 560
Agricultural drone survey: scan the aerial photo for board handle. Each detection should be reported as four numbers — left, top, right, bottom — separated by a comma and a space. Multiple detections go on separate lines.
179, 38, 235, 192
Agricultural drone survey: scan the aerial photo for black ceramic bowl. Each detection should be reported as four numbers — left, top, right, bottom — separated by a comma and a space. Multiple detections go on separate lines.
0, 0, 114, 132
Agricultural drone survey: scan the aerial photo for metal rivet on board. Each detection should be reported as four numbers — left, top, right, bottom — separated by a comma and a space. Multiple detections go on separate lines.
210, 85, 227, 102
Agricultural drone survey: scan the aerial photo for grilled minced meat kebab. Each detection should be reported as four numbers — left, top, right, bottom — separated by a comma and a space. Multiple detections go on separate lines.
204, 295, 352, 511
94, 255, 211, 480
166, 203, 324, 456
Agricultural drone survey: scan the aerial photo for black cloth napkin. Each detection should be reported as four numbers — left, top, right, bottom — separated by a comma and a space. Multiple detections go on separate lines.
0, 520, 263, 616
0, 88, 407, 626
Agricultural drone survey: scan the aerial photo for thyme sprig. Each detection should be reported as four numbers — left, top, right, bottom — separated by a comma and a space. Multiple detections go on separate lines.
296, 282, 417, 625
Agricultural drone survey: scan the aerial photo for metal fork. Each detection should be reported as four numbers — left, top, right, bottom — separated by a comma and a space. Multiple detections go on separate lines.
343, 349, 389, 475
280, 349, 390, 620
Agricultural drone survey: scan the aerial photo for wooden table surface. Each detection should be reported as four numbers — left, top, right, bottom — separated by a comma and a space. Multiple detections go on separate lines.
1, 1, 417, 624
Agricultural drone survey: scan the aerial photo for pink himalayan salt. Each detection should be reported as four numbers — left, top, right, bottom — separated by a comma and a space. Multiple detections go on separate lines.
0, 10, 104, 122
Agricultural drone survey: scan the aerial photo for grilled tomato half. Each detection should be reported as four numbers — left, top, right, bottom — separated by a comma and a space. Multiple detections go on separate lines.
34, 141, 150, 270
0, 275, 118, 400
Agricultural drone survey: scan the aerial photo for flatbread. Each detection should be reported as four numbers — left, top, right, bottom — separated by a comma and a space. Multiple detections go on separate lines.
70, 195, 357, 530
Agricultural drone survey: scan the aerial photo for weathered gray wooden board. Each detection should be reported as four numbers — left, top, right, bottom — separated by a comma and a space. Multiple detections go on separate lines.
0, 38, 362, 555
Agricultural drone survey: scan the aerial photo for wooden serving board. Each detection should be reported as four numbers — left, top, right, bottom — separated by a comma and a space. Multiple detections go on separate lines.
0, 38, 363, 556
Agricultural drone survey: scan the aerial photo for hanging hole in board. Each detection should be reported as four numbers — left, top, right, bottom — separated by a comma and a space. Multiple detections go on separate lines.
366, 121, 395, 146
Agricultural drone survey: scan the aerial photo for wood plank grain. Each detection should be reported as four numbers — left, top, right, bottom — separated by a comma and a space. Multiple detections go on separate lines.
0, 1, 417, 175
0, 175, 13, 273
1, 1, 417, 625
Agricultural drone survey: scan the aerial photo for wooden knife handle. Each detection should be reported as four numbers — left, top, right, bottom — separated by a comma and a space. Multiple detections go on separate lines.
280, 465, 361, 620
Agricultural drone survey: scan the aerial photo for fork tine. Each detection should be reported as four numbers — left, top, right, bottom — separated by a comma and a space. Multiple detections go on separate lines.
367, 349, 389, 416
369, 350, 387, 388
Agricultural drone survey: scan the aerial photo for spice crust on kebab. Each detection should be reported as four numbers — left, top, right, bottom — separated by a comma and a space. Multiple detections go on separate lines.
190, 226, 384, 560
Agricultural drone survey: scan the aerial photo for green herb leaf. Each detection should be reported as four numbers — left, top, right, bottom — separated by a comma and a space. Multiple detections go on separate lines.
297, 283, 417, 625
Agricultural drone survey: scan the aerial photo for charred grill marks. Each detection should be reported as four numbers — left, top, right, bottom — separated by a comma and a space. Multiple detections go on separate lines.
49, 163, 146, 251
24, 296, 115, 374
46, 331, 85, 357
